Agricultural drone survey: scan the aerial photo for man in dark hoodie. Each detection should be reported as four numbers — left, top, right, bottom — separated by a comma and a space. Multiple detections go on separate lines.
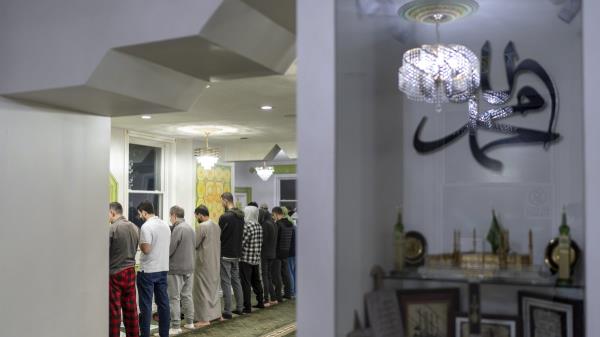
218, 192, 245, 319
258, 208, 277, 306
272, 207, 294, 301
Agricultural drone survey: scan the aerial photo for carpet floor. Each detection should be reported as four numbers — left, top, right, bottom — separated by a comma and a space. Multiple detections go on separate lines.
141, 300, 296, 337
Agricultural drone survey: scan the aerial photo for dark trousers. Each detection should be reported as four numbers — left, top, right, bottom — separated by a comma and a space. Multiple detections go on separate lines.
110, 267, 139, 337
280, 258, 292, 298
137, 271, 170, 337
288, 256, 296, 296
271, 259, 283, 302
261, 258, 276, 302
239, 261, 264, 310
271, 259, 291, 301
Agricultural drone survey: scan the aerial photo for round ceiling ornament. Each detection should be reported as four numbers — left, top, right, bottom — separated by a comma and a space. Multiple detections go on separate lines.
399, 0, 479, 24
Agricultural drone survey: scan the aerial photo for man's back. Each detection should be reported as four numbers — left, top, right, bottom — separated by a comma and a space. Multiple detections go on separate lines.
241, 222, 263, 265
169, 221, 196, 275
219, 208, 245, 258
259, 210, 277, 259
140, 216, 171, 273
109, 217, 139, 274
276, 218, 294, 259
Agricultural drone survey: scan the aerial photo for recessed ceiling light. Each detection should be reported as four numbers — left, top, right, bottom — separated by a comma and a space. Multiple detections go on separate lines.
205, 84, 211, 89
141, 115, 152, 120
260, 105, 273, 111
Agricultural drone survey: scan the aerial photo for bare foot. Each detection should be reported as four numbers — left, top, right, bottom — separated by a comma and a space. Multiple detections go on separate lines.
269, 301, 278, 306
194, 321, 210, 329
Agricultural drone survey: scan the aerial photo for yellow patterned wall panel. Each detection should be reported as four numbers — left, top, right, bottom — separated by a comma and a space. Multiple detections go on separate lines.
196, 164, 232, 222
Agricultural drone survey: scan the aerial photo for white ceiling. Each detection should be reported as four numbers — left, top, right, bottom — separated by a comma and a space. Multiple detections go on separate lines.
111, 73, 296, 146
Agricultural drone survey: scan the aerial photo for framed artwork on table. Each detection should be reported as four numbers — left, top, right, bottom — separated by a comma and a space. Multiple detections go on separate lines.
455, 315, 519, 337
396, 288, 459, 337
519, 291, 584, 337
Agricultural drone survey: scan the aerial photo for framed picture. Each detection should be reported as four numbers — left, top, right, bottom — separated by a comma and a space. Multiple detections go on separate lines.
455, 315, 519, 337
234, 187, 252, 208
519, 291, 584, 337
396, 288, 459, 337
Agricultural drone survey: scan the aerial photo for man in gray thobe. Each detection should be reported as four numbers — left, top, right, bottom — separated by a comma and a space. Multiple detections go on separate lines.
193, 205, 222, 327
167, 205, 196, 335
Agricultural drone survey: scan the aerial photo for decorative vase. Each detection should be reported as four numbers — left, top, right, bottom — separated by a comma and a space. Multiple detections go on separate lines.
395, 233, 405, 271
394, 209, 405, 271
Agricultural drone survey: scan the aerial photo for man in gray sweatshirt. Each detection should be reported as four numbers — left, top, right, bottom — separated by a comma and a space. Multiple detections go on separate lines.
167, 206, 196, 335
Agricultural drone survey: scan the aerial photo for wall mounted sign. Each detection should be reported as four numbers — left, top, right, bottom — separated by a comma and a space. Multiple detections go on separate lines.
413, 41, 560, 171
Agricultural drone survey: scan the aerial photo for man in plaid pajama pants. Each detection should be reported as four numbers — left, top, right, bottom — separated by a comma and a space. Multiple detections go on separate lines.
109, 202, 140, 337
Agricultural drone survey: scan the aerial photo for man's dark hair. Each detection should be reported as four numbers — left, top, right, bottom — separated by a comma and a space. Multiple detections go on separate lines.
109, 202, 123, 214
248, 201, 259, 207
272, 206, 284, 215
137, 200, 155, 214
221, 192, 234, 203
195, 205, 210, 217
170, 205, 185, 218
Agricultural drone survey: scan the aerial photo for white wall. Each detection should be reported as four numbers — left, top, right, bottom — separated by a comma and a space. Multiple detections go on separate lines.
298, 1, 405, 335
110, 127, 196, 224
0, 97, 110, 337
297, 0, 336, 335
583, 0, 600, 334
234, 160, 296, 208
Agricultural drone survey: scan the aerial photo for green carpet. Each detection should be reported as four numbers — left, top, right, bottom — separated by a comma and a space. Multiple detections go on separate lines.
177, 300, 296, 337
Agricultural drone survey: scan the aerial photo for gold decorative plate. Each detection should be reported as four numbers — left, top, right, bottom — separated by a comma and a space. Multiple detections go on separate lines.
405, 231, 427, 266
544, 238, 580, 275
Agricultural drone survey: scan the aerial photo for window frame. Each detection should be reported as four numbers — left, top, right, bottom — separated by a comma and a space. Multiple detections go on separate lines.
125, 131, 174, 221
275, 174, 297, 210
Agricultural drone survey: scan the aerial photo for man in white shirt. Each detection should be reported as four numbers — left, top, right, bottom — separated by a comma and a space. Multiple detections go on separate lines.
136, 201, 171, 337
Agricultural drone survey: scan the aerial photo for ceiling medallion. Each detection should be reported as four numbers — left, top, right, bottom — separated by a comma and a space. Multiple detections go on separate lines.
399, 0, 479, 24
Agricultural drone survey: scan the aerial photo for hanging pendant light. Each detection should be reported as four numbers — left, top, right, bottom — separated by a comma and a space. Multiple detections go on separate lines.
397, 1, 480, 108
255, 162, 274, 181
194, 132, 219, 170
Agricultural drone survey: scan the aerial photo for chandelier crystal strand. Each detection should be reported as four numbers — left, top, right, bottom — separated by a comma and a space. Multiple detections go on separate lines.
398, 15, 480, 106
195, 132, 219, 170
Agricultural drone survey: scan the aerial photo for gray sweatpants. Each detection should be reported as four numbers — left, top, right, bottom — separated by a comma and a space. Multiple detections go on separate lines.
167, 273, 194, 328
220, 258, 243, 315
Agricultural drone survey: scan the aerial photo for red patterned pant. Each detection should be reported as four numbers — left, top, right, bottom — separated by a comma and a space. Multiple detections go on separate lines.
110, 267, 139, 337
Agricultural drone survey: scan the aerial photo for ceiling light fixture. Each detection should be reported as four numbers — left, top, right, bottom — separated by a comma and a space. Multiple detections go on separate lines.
255, 162, 275, 181
194, 132, 220, 170
141, 115, 152, 119
260, 105, 273, 111
397, 0, 480, 112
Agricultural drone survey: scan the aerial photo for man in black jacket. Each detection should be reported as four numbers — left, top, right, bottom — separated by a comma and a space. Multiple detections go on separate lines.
219, 192, 245, 319
259, 208, 277, 305
272, 207, 294, 301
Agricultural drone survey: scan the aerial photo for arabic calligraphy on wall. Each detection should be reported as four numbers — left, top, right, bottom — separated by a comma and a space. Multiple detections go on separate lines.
413, 41, 560, 171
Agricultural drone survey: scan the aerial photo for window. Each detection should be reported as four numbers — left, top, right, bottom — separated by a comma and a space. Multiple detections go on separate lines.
277, 176, 297, 211
128, 143, 164, 227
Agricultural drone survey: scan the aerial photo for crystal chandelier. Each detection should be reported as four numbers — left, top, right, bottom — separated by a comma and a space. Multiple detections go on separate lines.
398, 7, 480, 108
255, 162, 274, 181
194, 133, 219, 170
